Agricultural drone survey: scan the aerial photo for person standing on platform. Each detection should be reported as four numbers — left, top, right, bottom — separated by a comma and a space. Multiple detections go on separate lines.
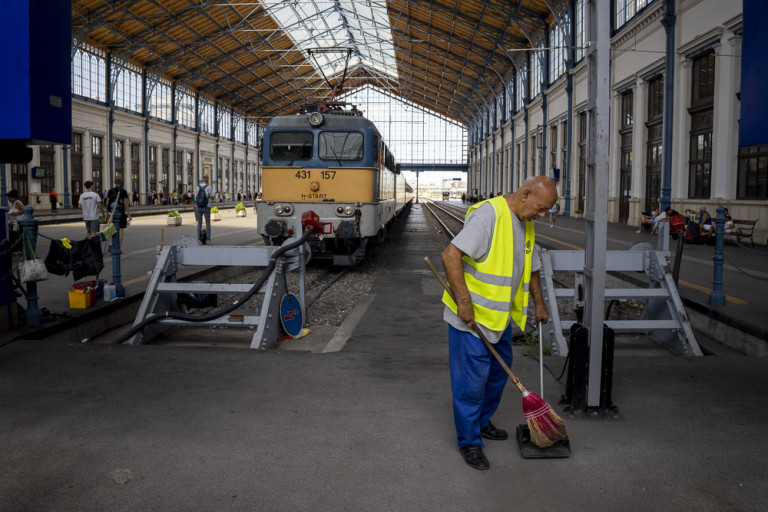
49, 189, 58, 212
6, 190, 24, 249
78, 180, 106, 237
441, 175, 556, 471
195, 175, 214, 244
548, 201, 560, 228
104, 178, 131, 246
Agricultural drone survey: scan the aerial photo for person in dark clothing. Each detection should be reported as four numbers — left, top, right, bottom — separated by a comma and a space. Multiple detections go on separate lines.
49, 189, 58, 212
104, 178, 132, 245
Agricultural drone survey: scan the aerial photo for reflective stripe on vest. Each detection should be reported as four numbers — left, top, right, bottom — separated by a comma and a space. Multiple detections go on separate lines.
443, 196, 534, 331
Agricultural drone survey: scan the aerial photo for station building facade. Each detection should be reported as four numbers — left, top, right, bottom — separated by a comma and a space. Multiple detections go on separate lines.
468, 0, 765, 243
3, 43, 262, 209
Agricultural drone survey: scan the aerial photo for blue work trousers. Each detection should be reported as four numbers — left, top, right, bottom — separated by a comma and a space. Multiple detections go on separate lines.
448, 324, 513, 447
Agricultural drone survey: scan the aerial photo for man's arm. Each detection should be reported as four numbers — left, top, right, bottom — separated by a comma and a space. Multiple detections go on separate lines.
441, 243, 474, 328
529, 270, 549, 326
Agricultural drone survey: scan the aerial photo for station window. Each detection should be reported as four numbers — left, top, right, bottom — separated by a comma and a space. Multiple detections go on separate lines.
72, 46, 106, 103
688, 52, 715, 199
575, 0, 586, 62
176, 89, 196, 129
199, 101, 215, 135
149, 79, 172, 122
549, 19, 567, 83
113, 61, 143, 113
615, 0, 653, 31
270, 132, 314, 160
220, 108, 232, 140
737, 144, 768, 199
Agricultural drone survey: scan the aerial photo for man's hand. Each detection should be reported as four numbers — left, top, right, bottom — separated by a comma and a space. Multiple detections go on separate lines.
456, 297, 475, 328
441, 244, 474, 328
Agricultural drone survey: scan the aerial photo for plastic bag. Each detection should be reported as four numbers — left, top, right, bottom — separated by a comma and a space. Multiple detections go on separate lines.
100, 223, 117, 241
17, 233, 49, 283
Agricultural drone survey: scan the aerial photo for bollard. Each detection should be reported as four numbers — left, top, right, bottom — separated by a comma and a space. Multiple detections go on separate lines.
19, 205, 44, 326
110, 207, 125, 298
708, 205, 726, 307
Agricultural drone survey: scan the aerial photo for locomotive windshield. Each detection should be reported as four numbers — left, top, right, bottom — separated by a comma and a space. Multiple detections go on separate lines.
319, 131, 364, 161
270, 131, 313, 160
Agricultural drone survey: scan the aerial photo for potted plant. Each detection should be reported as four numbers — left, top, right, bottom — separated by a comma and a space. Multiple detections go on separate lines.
211, 206, 221, 221
235, 202, 247, 217
167, 210, 182, 226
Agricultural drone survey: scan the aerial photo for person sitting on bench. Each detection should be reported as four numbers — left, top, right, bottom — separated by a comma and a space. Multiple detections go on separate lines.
636, 205, 658, 233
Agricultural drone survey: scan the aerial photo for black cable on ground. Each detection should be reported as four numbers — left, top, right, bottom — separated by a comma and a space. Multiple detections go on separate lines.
111, 228, 314, 345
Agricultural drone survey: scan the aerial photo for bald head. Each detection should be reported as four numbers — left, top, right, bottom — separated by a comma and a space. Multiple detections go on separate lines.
508, 176, 558, 222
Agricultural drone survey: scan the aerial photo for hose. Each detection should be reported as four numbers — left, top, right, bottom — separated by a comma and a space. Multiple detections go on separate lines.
112, 228, 314, 344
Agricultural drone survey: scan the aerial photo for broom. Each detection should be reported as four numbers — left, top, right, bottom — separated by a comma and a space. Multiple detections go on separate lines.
425, 257, 568, 448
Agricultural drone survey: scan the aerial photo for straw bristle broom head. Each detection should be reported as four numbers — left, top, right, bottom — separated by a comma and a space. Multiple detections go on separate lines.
522, 391, 569, 448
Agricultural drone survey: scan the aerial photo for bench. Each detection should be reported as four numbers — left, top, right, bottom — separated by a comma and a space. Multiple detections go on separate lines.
732, 219, 757, 247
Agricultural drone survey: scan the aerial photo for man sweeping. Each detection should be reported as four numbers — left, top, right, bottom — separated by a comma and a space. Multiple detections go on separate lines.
441, 175, 557, 470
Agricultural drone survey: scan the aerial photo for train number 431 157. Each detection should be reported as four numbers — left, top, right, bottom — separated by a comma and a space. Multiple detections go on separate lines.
295, 170, 336, 179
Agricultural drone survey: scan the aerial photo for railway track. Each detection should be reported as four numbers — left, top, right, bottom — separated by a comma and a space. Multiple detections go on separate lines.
422, 199, 466, 239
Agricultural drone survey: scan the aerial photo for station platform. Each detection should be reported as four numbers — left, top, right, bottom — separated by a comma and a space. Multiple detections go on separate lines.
1, 203, 767, 511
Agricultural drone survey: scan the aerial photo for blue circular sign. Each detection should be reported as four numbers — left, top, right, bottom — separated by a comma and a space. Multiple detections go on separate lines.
279, 294, 303, 337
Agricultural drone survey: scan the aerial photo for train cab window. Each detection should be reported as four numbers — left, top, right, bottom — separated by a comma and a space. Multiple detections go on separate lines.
319, 132, 364, 161
270, 131, 314, 160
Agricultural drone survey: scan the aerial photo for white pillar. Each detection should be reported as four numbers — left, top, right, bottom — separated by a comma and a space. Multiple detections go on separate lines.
711, 31, 742, 200
672, 59, 692, 204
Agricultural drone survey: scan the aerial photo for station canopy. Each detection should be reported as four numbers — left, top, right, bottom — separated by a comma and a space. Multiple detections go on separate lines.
72, 0, 560, 125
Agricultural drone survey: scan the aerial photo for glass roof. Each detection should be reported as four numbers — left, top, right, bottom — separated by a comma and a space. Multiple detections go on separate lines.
262, 0, 398, 81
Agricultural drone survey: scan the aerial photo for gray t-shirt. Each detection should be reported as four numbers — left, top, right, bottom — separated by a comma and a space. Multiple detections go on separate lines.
443, 202, 542, 343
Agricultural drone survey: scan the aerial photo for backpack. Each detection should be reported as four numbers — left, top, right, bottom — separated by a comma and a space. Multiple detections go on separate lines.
106, 187, 123, 213
195, 185, 209, 208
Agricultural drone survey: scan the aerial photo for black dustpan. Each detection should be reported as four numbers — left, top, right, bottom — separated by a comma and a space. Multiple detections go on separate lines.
516, 424, 571, 458
516, 322, 571, 458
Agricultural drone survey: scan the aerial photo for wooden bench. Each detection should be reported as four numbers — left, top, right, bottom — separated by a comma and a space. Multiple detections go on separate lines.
732, 219, 757, 247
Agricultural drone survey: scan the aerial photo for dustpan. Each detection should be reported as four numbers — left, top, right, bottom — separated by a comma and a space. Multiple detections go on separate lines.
517, 323, 571, 458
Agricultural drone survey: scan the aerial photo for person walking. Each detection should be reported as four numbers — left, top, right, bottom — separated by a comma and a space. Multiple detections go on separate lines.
6, 190, 24, 249
195, 175, 214, 244
78, 181, 106, 236
49, 189, 58, 212
548, 201, 560, 227
441, 175, 556, 471
104, 178, 132, 246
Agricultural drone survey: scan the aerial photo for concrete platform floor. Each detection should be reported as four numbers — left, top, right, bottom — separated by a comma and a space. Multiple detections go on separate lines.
2, 205, 767, 511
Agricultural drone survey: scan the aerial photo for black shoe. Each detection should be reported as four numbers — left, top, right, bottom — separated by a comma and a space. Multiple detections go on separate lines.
459, 445, 489, 470
481, 420, 508, 441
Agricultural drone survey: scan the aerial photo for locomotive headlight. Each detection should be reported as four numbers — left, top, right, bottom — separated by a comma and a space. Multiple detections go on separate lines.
308, 112, 324, 127
335, 205, 355, 217
275, 204, 293, 216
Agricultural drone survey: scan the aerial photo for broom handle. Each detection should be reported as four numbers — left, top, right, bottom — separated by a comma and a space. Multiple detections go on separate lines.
539, 321, 544, 398
424, 257, 528, 395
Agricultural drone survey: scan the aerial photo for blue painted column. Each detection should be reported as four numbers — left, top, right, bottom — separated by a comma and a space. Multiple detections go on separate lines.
708, 205, 726, 306
110, 208, 125, 298
659, 0, 676, 211
19, 205, 43, 326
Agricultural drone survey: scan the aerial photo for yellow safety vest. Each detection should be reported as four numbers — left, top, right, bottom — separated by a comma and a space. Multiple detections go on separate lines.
443, 196, 535, 331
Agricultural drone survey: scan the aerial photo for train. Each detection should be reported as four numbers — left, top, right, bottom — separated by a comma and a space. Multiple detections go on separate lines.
256, 102, 414, 265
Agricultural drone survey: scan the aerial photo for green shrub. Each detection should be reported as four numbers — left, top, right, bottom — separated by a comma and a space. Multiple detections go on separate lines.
210, 207, 219, 214
167, 210, 180, 217
234, 202, 246, 212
